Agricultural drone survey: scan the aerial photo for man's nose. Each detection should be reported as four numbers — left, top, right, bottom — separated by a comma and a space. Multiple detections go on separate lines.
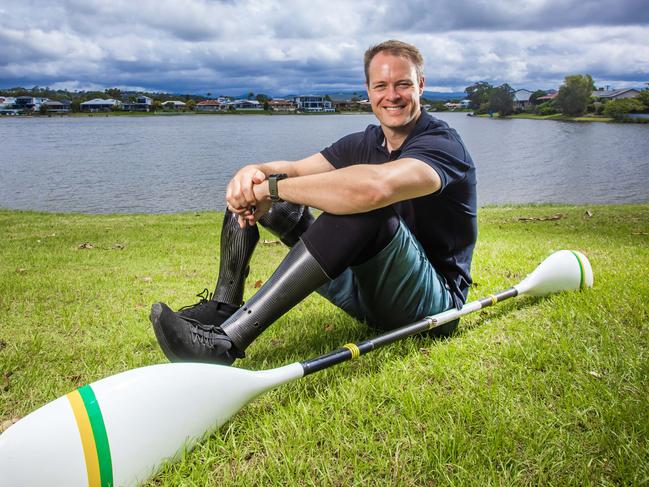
386, 85, 400, 100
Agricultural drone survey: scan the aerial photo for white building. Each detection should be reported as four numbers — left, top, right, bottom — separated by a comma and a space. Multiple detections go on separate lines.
80, 98, 123, 112
513, 89, 533, 109
14, 96, 49, 112
294, 95, 334, 112
227, 99, 263, 110
161, 100, 187, 110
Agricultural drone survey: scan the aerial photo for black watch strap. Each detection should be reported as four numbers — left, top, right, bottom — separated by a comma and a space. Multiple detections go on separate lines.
268, 173, 288, 202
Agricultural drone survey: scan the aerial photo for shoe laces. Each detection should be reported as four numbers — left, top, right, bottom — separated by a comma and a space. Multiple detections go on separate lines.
178, 288, 213, 314
189, 322, 227, 348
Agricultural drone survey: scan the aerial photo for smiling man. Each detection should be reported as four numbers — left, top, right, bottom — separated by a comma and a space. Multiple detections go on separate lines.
150, 40, 477, 364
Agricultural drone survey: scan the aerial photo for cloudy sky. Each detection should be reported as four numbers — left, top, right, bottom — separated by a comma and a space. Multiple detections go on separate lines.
1, 0, 648, 96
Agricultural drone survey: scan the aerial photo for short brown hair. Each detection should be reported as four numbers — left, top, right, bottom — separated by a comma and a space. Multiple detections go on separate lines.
364, 40, 424, 84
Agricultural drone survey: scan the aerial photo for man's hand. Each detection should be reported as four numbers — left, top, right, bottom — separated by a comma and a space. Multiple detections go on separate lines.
226, 164, 266, 213
226, 166, 274, 228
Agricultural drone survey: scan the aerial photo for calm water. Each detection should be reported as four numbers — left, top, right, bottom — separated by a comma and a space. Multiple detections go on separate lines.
1, 113, 648, 213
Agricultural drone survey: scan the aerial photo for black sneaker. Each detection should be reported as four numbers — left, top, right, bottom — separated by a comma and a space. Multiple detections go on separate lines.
177, 288, 239, 327
150, 302, 245, 365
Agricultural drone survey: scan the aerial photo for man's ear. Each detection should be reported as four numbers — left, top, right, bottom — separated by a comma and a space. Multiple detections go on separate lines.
365, 82, 370, 100
418, 76, 425, 95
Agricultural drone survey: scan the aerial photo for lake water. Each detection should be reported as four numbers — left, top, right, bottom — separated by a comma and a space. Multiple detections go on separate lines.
1, 113, 648, 213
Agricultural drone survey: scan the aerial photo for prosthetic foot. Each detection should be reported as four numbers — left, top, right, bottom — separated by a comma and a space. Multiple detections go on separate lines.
151, 240, 329, 364
150, 302, 244, 365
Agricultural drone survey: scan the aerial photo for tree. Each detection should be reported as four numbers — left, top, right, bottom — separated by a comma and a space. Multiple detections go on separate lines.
464, 81, 493, 110
488, 83, 514, 116
637, 89, 649, 110
186, 99, 196, 111
256, 93, 269, 104
555, 74, 595, 116
105, 88, 121, 100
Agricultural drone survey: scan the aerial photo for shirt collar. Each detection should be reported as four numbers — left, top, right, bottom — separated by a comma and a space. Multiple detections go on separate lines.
375, 108, 432, 153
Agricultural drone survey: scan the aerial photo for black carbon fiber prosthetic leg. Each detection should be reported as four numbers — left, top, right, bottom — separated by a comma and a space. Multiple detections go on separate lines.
213, 209, 260, 305
258, 202, 314, 247
220, 240, 329, 351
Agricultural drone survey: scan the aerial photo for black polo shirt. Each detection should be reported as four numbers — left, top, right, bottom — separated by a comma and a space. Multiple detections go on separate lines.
320, 109, 477, 308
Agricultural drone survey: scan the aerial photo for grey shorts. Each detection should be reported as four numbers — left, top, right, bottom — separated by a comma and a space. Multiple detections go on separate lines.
317, 220, 454, 331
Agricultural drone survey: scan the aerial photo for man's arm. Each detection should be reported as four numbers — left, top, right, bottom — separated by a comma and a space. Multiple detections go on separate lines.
252, 157, 442, 215
226, 153, 334, 214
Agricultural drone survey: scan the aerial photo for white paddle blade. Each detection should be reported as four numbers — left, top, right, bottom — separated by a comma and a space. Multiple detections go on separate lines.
515, 250, 593, 297
0, 362, 303, 487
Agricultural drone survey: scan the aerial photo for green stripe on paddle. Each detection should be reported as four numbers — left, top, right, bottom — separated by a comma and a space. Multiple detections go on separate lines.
78, 385, 113, 487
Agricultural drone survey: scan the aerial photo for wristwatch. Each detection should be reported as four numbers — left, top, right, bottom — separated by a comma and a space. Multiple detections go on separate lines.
268, 173, 288, 202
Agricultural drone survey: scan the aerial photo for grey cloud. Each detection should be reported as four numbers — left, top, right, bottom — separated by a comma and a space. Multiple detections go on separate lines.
379, 0, 649, 32
0, 0, 648, 95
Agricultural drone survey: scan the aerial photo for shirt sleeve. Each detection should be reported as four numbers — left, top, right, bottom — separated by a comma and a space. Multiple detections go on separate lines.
400, 131, 471, 191
320, 131, 366, 170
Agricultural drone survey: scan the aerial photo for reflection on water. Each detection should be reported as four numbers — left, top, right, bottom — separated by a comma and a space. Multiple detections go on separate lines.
0, 113, 647, 213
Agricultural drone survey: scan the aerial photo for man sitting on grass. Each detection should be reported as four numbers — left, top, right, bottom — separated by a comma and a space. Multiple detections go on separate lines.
150, 39, 477, 364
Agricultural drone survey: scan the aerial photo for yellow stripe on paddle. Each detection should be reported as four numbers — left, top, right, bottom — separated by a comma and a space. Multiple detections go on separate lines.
343, 343, 361, 360
67, 389, 102, 487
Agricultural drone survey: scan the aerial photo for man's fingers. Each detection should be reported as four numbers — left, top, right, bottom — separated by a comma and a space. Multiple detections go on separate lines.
251, 170, 266, 185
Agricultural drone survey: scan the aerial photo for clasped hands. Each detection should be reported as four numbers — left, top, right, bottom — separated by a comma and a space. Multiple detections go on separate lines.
226, 165, 273, 228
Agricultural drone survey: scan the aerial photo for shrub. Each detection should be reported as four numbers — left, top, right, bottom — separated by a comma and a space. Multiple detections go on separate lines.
535, 101, 559, 116
603, 98, 645, 120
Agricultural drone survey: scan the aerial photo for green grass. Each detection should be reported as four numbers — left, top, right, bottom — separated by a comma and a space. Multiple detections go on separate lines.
1, 205, 648, 485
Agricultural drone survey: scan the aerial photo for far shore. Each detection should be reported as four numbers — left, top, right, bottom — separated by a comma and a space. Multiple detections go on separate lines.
4, 110, 648, 123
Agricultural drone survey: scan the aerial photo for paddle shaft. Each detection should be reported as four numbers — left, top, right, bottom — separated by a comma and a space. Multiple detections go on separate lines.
300, 286, 519, 376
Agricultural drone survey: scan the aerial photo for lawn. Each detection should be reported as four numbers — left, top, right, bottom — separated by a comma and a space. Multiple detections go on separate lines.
1, 205, 647, 485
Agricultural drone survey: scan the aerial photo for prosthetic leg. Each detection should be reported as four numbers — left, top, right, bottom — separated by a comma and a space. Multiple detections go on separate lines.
150, 203, 314, 364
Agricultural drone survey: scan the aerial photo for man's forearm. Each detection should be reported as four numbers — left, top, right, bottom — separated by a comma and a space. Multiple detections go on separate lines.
255, 165, 390, 214
254, 158, 441, 215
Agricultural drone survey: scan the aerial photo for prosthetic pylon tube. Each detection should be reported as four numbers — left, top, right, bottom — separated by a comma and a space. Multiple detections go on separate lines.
221, 239, 330, 351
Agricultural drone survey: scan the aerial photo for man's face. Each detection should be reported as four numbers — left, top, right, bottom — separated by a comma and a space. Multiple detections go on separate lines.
366, 52, 424, 131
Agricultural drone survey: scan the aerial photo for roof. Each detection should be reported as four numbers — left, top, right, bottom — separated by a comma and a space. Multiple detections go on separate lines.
592, 89, 640, 99
162, 100, 186, 105
196, 100, 221, 106
513, 89, 533, 102
81, 98, 120, 106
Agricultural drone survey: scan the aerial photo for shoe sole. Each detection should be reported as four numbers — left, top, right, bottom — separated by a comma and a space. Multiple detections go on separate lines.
150, 303, 181, 362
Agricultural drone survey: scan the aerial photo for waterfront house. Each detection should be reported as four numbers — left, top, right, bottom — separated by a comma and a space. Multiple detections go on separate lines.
591, 89, 640, 101
513, 89, 533, 110
294, 95, 334, 112
123, 95, 153, 112
80, 98, 123, 112
0, 96, 16, 107
195, 100, 223, 112
227, 99, 263, 110
536, 91, 558, 102
0, 96, 19, 115
42, 100, 71, 113
268, 99, 297, 112
161, 100, 187, 110
444, 102, 462, 110
14, 96, 49, 112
